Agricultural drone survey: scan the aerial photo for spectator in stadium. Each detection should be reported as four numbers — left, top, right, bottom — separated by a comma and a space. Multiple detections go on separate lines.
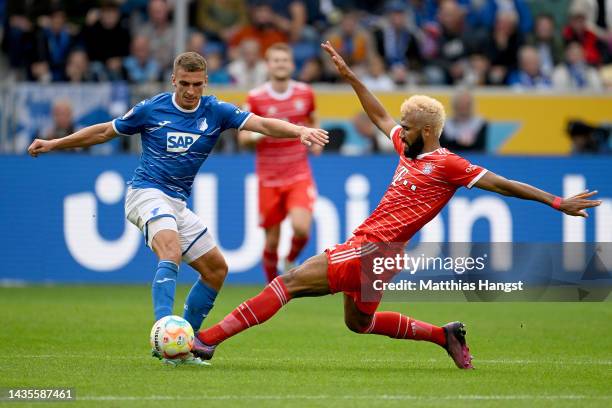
553, 41, 603, 90
361, 55, 396, 91
423, 0, 473, 85
229, 2, 288, 59
136, 0, 176, 72
186, 31, 207, 56
407, 0, 439, 28
567, 0, 612, 42
37, 99, 86, 152
1, 0, 46, 79
322, 8, 374, 80
255, 0, 311, 43
257, 0, 321, 71
65, 49, 98, 83
590, 0, 612, 49
206, 50, 232, 85
483, 9, 524, 85
297, 57, 324, 83
35, 6, 75, 82
526, 14, 564, 77
508, 45, 553, 88
346, 112, 394, 154
461, 52, 492, 85
227, 39, 267, 88
441, 88, 488, 152
82, 0, 130, 81
372, 0, 423, 85
195, 0, 248, 43
465, 0, 534, 34
123, 35, 161, 84
525, 0, 571, 35
563, 2, 604, 65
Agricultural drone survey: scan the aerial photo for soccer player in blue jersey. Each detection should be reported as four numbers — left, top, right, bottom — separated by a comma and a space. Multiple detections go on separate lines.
28, 52, 329, 366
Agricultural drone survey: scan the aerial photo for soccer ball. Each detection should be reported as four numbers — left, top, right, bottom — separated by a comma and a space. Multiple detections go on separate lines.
150, 315, 194, 358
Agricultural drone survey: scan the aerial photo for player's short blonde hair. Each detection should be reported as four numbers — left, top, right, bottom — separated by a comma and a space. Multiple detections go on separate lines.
265, 42, 293, 59
400, 95, 446, 138
173, 51, 207, 74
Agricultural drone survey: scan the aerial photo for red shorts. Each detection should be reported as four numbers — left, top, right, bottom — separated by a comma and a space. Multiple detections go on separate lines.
325, 238, 397, 315
259, 177, 316, 228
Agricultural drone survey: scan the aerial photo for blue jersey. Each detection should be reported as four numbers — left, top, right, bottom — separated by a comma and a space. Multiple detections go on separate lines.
112, 92, 252, 200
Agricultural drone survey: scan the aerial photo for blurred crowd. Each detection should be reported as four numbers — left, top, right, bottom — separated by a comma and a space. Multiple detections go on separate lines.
1, 0, 612, 91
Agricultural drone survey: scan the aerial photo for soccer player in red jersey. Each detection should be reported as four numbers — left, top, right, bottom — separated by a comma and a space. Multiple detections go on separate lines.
239, 43, 321, 282
191, 42, 602, 369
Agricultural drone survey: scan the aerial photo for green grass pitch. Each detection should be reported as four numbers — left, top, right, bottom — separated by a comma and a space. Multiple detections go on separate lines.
1, 285, 610, 407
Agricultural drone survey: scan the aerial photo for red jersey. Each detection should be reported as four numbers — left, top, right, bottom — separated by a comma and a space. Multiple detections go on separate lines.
352, 125, 488, 243
246, 81, 315, 187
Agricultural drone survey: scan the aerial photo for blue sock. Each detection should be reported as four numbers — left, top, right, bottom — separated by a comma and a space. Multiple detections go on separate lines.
152, 260, 179, 321
183, 279, 218, 331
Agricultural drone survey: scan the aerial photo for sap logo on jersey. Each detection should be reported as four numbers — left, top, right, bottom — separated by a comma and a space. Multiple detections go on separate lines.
167, 132, 201, 153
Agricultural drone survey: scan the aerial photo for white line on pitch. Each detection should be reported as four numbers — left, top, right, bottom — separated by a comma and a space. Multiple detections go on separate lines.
77, 395, 612, 401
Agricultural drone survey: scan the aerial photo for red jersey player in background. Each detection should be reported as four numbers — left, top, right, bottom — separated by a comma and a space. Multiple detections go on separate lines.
239, 43, 321, 283
191, 42, 601, 369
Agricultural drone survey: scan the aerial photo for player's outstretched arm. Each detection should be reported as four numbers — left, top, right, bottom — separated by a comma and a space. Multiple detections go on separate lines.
28, 122, 117, 157
242, 114, 328, 147
474, 171, 602, 217
321, 41, 396, 137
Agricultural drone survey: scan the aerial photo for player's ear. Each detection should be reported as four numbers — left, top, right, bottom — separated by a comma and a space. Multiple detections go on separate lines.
171, 73, 176, 88
422, 124, 432, 139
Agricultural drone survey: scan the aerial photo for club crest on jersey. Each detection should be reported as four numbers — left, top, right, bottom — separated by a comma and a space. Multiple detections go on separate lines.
197, 118, 208, 132
422, 163, 434, 174
167, 132, 200, 153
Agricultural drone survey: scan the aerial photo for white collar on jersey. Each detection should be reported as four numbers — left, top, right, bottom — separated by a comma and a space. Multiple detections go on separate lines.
265, 81, 295, 100
415, 148, 444, 160
172, 92, 201, 113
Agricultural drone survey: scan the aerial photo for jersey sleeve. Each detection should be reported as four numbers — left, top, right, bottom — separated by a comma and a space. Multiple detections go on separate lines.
112, 99, 149, 136
443, 152, 488, 188
217, 100, 253, 131
389, 125, 404, 156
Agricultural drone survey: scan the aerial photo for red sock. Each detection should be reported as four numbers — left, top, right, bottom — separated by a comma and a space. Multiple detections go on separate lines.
361, 311, 446, 347
287, 236, 308, 263
262, 249, 278, 283
199, 277, 291, 346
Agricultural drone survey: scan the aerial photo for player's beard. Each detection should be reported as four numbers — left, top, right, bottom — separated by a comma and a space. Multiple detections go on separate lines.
404, 130, 425, 159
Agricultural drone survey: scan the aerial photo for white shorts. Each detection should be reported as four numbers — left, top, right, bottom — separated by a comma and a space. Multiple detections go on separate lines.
125, 187, 216, 263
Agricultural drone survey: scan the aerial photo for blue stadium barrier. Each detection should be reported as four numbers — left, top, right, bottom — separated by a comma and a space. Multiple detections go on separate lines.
0, 154, 610, 284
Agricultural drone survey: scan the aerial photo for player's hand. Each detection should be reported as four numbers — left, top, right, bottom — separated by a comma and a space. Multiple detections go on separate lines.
299, 126, 329, 147
321, 41, 356, 81
558, 190, 602, 217
27, 138, 56, 157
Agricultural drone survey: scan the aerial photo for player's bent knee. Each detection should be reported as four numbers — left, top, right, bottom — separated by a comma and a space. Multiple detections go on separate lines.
292, 226, 309, 239
344, 317, 367, 333
344, 311, 373, 334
